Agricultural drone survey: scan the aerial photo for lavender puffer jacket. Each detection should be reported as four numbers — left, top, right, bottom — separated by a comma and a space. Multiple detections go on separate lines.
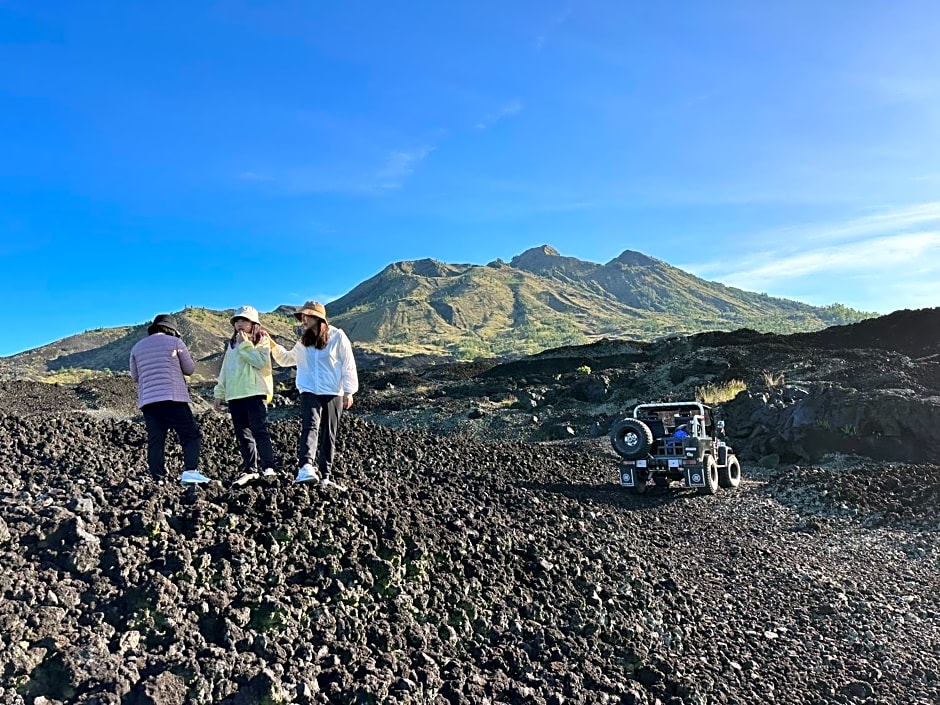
129, 333, 196, 408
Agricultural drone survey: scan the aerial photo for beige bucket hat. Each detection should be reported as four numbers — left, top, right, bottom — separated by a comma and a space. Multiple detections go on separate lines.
230, 305, 260, 325
294, 301, 327, 322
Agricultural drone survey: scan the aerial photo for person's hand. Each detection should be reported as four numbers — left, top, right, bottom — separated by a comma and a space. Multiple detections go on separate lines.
235, 330, 248, 344
344, 393, 354, 409
213, 399, 223, 412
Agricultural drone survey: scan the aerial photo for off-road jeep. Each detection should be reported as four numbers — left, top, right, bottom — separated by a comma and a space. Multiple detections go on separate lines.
609, 401, 741, 494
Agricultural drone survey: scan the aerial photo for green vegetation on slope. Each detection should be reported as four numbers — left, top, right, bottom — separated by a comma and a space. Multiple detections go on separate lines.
1, 246, 878, 379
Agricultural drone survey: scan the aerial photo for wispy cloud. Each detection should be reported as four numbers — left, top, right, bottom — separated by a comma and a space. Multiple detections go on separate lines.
376, 146, 435, 189
713, 230, 940, 286
777, 202, 940, 246
684, 202, 940, 311
237, 144, 435, 195
308, 221, 339, 234
861, 75, 940, 104
536, 6, 571, 50
475, 100, 523, 130
237, 171, 272, 181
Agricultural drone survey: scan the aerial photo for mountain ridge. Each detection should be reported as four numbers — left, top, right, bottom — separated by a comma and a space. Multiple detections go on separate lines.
1, 245, 875, 380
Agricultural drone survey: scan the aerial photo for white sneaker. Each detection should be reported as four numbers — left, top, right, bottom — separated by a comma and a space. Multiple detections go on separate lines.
320, 476, 347, 491
294, 465, 321, 483
181, 470, 211, 485
233, 471, 260, 486
262, 468, 276, 477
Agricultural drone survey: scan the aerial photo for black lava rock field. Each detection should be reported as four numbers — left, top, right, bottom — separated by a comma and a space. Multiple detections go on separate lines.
0, 384, 938, 705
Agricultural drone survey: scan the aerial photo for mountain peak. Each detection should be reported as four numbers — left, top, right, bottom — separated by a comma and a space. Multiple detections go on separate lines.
509, 245, 600, 281
509, 245, 560, 267
608, 250, 661, 267
386, 258, 465, 278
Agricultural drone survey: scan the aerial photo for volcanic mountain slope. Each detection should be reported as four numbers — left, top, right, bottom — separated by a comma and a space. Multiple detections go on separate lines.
0, 245, 874, 381
0, 308, 302, 383
0, 400, 937, 705
324, 245, 872, 357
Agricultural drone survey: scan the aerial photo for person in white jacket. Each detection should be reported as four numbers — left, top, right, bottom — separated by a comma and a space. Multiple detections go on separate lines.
271, 300, 358, 485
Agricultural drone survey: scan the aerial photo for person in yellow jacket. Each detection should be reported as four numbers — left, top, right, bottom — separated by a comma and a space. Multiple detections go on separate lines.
213, 305, 277, 485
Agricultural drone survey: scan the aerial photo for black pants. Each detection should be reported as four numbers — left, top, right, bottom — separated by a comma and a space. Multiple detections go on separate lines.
299, 393, 344, 476
141, 400, 201, 479
228, 395, 276, 472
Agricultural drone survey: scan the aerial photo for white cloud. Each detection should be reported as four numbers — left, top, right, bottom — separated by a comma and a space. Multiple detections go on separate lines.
237, 171, 271, 181
799, 202, 940, 244
376, 146, 435, 189
536, 7, 571, 50
717, 231, 940, 286
239, 144, 435, 194
684, 202, 940, 312
862, 75, 940, 104
475, 100, 523, 130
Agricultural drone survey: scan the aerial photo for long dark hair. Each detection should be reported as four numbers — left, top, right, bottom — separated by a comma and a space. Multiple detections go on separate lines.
301, 319, 329, 350
230, 322, 266, 348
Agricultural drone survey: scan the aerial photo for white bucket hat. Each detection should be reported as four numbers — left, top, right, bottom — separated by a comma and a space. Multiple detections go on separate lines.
230, 305, 260, 325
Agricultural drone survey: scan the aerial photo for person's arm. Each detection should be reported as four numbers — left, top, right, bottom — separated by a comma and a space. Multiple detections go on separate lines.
270, 339, 298, 367
129, 351, 139, 381
178, 341, 196, 376
213, 348, 228, 411
237, 337, 271, 370
338, 332, 359, 408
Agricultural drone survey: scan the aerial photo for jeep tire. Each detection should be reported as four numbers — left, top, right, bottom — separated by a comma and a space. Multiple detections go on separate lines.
610, 418, 654, 460
719, 455, 742, 489
698, 454, 719, 495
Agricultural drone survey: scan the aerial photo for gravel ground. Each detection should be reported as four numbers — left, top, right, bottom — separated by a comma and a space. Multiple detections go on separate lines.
0, 405, 937, 705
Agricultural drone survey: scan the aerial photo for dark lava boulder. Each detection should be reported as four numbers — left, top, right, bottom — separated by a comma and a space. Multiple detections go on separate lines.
724, 384, 940, 464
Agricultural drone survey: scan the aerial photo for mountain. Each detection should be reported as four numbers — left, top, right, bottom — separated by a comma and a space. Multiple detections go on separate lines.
0, 246, 874, 380
324, 245, 872, 358
0, 308, 303, 383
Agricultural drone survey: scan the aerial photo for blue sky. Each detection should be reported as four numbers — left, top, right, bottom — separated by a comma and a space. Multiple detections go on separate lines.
2, 1, 939, 357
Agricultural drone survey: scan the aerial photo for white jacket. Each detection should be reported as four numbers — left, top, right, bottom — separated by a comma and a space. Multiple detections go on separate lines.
271, 327, 359, 396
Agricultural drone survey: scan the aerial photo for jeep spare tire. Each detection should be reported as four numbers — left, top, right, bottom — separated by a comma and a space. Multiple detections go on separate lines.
610, 418, 654, 460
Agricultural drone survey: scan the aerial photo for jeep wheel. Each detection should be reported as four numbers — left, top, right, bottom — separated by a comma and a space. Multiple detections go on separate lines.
630, 473, 650, 494
610, 418, 653, 460
719, 455, 742, 489
698, 455, 719, 495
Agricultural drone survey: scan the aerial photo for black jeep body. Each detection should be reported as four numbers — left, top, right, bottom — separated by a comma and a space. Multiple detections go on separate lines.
609, 401, 742, 494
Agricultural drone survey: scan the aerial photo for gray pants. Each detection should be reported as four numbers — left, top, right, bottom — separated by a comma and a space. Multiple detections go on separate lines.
299, 393, 344, 476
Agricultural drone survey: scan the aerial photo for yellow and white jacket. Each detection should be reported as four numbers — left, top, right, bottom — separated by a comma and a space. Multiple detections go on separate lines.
214, 339, 274, 404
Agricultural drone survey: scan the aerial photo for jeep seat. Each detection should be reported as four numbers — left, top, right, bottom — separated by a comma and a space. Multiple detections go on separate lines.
640, 415, 668, 439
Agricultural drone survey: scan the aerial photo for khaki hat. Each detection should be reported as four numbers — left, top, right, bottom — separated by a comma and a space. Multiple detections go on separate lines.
230, 305, 260, 325
294, 300, 327, 322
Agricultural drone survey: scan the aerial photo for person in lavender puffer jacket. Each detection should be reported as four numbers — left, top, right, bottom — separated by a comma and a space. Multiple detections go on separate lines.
129, 314, 210, 485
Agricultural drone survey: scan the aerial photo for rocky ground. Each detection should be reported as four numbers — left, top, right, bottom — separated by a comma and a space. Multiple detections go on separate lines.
0, 308, 939, 704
